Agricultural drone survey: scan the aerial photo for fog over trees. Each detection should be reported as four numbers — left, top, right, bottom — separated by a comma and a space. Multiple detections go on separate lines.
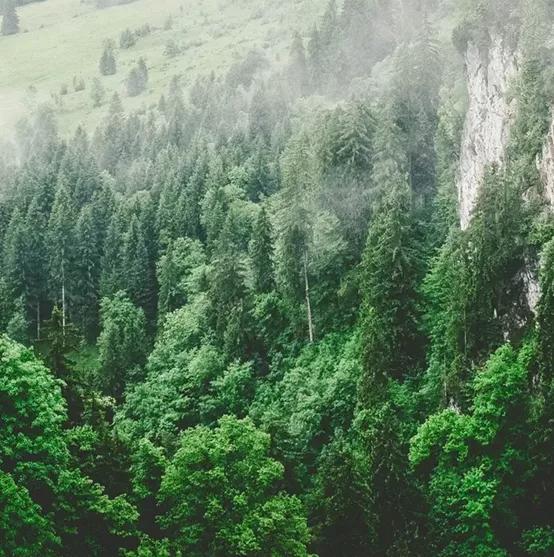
0, 0, 554, 555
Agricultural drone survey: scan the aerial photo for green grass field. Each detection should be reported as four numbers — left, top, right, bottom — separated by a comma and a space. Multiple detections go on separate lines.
0, 0, 326, 135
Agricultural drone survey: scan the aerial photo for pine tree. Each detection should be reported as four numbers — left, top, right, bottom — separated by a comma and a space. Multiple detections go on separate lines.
24, 194, 49, 341
307, 25, 324, 89
126, 58, 148, 97
359, 122, 424, 401
250, 207, 275, 294
100, 207, 127, 300
73, 205, 102, 339
2, 208, 27, 308
336, 101, 375, 173
209, 213, 250, 360
43, 305, 80, 380
90, 77, 106, 107
47, 180, 76, 336
1, 0, 19, 36
122, 214, 152, 313
99, 45, 117, 76
6, 295, 28, 344
98, 93, 126, 172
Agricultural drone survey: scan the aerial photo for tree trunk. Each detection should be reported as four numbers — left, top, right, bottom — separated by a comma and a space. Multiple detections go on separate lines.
61, 250, 66, 345
304, 250, 314, 343
36, 302, 40, 341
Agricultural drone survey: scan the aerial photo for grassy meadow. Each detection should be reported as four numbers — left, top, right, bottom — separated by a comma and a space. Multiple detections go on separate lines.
0, 0, 326, 134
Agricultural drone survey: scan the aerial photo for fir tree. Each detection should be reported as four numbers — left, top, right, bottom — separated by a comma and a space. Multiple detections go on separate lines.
90, 77, 106, 107
122, 214, 153, 314
359, 130, 424, 400
250, 207, 275, 294
99, 45, 117, 76
47, 180, 76, 334
73, 205, 102, 339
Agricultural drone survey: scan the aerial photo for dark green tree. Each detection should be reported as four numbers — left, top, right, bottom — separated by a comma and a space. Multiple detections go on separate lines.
359, 155, 424, 401
97, 291, 147, 398
249, 207, 275, 294
158, 416, 311, 556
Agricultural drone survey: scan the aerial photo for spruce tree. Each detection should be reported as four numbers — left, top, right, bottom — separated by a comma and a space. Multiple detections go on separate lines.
90, 77, 106, 107
122, 214, 153, 313
47, 180, 76, 332
99, 45, 117, 76
73, 205, 102, 339
250, 207, 275, 294
359, 119, 424, 401
288, 32, 310, 97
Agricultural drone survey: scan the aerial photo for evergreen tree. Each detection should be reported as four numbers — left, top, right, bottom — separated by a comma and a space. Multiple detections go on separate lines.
99, 45, 117, 76
2, 208, 28, 314
359, 143, 424, 400
47, 180, 76, 333
126, 58, 148, 97
90, 77, 106, 107
208, 213, 250, 360
24, 194, 50, 341
288, 31, 310, 97
307, 25, 324, 89
6, 295, 28, 344
97, 291, 147, 398
73, 205, 102, 339
43, 304, 81, 381
250, 207, 275, 294
122, 214, 153, 314
100, 206, 127, 300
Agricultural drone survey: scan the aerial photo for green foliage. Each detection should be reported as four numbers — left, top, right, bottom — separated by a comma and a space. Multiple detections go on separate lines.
0, 336, 137, 556
411, 344, 533, 556
158, 416, 311, 556
359, 155, 424, 399
97, 291, 147, 398
1, 2, 553, 553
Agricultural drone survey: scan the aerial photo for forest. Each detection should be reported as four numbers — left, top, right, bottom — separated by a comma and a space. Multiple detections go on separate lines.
1, 0, 554, 555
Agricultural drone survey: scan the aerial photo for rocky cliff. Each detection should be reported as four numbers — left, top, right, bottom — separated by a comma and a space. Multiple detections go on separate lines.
457, 33, 519, 230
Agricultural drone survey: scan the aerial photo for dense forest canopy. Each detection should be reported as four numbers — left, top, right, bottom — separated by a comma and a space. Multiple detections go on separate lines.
1, 0, 554, 555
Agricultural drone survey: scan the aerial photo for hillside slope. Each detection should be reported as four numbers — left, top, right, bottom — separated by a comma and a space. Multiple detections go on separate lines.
0, 0, 326, 133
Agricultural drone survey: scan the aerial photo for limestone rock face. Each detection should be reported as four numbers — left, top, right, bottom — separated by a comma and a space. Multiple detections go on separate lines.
457, 33, 519, 230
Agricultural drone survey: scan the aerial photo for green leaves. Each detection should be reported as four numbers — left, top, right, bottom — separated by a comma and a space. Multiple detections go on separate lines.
158, 416, 310, 556
410, 343, 534, 556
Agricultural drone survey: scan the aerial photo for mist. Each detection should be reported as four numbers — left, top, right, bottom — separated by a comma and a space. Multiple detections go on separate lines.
1, 0, 553, 556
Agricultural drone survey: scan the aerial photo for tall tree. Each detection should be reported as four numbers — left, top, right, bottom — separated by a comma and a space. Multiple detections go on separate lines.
47, 179, 76, 337
359, 118, 424, 401
249, 207, 275, 294
122, 214, 154, 316
97, 291, 148, 399
73, 205, 102, 339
